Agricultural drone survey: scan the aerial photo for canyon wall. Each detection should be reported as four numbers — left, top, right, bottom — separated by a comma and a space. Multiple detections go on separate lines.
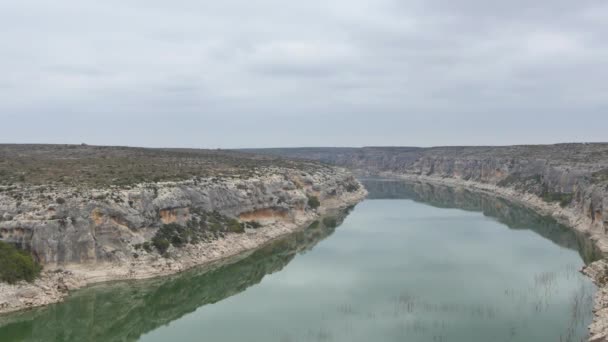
0, 167, 361, 266
246, 144, 608, 246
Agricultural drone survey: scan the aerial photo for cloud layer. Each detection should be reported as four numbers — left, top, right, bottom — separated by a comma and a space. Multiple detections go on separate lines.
1, 0, 607, 147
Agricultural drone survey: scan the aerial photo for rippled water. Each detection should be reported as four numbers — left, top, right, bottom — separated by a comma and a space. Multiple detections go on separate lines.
0, 180, 598, 342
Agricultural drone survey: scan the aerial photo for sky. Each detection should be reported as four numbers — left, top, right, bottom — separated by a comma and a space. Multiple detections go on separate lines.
1, 0, 607, 148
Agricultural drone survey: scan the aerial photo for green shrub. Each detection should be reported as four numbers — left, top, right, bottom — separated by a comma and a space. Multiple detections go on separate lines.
245, 221, 262, 229
0, 241, 41, 284
322, 217, 338, 228
307, 195, 320, 209
226, 219, 244, 233
149, 211, 247, 257
152, 237, 170, 254
346, 183, 359, 192
592, 169, 608, 184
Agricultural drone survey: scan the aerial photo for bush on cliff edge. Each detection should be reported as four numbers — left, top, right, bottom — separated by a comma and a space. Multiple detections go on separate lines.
307, 195, 320, 209
0, 241, 41, 284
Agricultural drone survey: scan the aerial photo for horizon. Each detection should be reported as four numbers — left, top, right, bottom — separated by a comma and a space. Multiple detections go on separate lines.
1, 141, 607, 150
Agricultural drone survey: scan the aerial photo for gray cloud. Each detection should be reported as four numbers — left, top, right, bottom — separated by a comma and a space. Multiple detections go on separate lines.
1, 0, 606, 147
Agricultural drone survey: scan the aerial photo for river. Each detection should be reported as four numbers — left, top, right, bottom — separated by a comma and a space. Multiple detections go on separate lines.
0, 179, 598, 342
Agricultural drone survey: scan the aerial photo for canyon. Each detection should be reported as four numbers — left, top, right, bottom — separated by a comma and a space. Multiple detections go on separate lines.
0, 145, 366, 314
246, 143, 608, 341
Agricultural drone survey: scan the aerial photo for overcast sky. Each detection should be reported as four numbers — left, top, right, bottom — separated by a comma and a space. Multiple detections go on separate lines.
1, 0, 606, 148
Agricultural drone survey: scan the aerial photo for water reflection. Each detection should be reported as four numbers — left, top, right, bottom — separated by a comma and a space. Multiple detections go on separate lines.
361, 178, 601, 264
0, 211, 351, 342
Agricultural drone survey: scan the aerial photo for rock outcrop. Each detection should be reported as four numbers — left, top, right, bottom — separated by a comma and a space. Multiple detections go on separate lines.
0, 169, 361, 266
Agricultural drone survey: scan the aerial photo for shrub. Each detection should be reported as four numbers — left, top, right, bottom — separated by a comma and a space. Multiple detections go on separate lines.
346, 183, 359, 192
152, 237, 170, 254
0, 241, 41, 284
245, 221, 262, 229
308, 220, 320, 229
322, 217, 338, 228
55, 197, 66, 205
149, 211, 247, 257
542, 192, 573, 207
307, 195, 320, 209
226, 219, 244, 233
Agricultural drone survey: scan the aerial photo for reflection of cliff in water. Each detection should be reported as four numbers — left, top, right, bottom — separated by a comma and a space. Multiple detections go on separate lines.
0, 209, 352, 342
362, 178, 601, 264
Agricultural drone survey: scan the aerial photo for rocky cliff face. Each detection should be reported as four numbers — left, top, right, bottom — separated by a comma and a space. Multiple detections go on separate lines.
246, 144, 608, 246
0, 167, 361, 266
0, 210, 351, 341
0, 145, 366, 314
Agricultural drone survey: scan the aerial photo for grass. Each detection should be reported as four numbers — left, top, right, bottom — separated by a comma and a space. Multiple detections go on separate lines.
0, 241, 41, 284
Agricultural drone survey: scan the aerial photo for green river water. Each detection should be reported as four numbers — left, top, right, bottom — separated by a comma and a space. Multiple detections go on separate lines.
0, 180, 599, 342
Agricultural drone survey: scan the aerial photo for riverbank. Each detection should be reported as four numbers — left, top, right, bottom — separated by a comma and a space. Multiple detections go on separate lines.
375, 172, 608, 341
0, 183, 367, 316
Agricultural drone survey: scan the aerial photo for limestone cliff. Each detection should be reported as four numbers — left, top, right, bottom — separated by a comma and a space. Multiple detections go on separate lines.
0, 145, 366, 314
0, 169, 361, 266
246, 144, 608, 247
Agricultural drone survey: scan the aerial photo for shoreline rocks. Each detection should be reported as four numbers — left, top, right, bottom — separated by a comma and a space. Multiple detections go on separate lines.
0, 167, 367, 315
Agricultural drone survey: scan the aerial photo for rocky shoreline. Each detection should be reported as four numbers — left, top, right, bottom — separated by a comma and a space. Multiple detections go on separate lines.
0, 162, 367, 315
378, 172, 608, 341
0, 186, 366, 315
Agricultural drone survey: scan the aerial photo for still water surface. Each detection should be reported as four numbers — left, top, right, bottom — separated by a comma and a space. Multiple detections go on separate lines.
0, 180, 597, 342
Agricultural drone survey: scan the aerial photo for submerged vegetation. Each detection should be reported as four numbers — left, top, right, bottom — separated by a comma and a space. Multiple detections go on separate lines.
0, 241, 41, 284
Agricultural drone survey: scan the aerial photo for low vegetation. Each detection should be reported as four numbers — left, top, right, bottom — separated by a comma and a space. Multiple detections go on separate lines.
136, 210, 256, 256
322, 217, 338, 228
497, 173, 542, 188
0, 144, 326, 187
307, 195, 320, 209
592, 169, 608, 184
345, 182, 360, 192
541, 192, 574, 207
0, 241, 41, 284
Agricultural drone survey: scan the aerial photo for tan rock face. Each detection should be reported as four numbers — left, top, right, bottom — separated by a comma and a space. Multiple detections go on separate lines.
159, 208, 190, 224
239, 208, 290, 223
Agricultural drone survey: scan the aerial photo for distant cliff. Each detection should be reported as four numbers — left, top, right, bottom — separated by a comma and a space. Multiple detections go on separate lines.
245, 144, 608, 243
245, 144, 608, 341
